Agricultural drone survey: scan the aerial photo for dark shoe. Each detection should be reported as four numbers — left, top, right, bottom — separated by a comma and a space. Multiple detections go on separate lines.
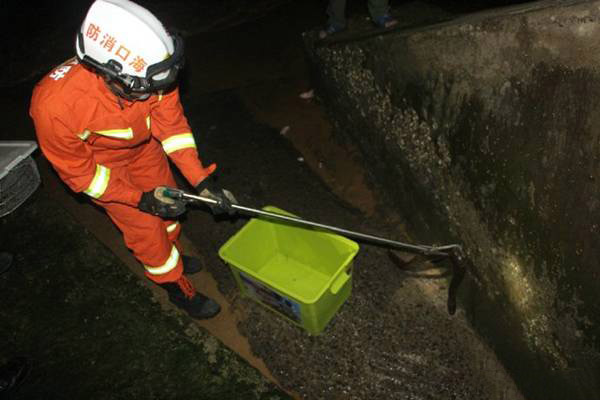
373, 14, 398, 29
318, 23, 345, 39
182, 255, 202, 275
160, 276, 221, 319
0, 356, 30, 396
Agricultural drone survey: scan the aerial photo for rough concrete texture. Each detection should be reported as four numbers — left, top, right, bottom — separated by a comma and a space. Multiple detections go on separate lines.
305, 1, 600, 399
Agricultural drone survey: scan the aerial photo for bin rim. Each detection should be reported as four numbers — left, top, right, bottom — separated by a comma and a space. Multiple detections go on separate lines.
218, 205, 359, 304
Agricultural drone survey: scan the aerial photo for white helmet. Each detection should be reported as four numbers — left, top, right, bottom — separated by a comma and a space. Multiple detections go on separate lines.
76, 0, 184, 99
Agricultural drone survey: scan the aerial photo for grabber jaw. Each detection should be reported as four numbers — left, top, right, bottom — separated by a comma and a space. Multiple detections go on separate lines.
387, 244, 467, 316
446, 246, 466, 315
417, 244, 466, 315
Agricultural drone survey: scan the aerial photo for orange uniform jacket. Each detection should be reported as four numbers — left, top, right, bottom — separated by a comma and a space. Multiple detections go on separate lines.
30, 58, 210, 206
30, 59, 211, 283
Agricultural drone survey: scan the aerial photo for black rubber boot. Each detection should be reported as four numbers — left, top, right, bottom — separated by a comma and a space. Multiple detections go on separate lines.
182, 255, 202, 275
160, 276, 220, 319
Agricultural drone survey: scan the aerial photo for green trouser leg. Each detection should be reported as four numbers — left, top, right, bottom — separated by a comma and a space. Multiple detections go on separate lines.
326, 0, 347, 28
367, 0, 390, 21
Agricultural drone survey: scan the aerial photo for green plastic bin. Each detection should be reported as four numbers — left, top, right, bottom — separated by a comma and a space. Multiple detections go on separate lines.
218, 206, 359, 335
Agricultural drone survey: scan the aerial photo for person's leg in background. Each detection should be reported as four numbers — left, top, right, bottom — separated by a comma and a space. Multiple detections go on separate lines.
327, 0, 347, 30
368, 0, 398, 28
320, 0, 347, 38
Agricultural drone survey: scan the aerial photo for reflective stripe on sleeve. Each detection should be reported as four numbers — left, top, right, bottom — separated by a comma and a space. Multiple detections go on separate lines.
146, 116, 151, 130
144, 245, 180, 276
96, 127, 134, 140
161, 133, 196, 154
166, 222, 179, 233
83, 164, 111, 199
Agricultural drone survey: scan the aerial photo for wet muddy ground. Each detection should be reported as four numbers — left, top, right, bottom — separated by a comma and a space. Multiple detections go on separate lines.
2, 0, 529, 399
0, 191, 289, 399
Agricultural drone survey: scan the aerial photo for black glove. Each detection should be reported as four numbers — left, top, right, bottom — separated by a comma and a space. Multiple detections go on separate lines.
196, 178, 237, 216
138, 187, 187, 218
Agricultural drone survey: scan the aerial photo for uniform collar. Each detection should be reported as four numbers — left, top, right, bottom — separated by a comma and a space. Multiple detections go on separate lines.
94, 74, 137, 109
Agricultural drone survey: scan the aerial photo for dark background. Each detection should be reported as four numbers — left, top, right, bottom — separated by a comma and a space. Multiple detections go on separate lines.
0, 0, 531, 90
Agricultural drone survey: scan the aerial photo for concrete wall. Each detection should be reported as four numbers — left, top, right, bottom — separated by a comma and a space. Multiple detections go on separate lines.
305, 1, 600, 398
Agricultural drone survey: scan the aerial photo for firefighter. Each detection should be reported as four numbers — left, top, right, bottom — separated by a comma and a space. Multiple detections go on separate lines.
29, 0, 233, 319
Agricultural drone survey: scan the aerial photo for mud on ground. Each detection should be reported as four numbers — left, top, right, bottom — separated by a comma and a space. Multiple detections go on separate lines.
180, 88, 524, 400
0, 190, 289, 400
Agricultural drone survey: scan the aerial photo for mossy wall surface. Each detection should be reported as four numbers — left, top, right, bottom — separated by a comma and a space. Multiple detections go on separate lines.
305, 1, 600, 398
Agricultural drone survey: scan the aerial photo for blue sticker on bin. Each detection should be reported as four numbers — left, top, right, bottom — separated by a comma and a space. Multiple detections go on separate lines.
240, 272, 302, 323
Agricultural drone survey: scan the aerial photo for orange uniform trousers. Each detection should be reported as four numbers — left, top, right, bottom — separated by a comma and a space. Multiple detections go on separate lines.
96, 139, 183, 284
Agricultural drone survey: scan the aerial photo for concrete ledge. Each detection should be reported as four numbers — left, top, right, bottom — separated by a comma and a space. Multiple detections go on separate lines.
305, 1, 600, 399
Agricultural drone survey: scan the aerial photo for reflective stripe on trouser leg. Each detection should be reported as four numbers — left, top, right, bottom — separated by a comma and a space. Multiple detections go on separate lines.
93, 159, 183, 283
98, 199, 184, 284
145, 254, 182, 283
144, 245, 180, 276
165, 221, 180, 240
93, 141, 183, 283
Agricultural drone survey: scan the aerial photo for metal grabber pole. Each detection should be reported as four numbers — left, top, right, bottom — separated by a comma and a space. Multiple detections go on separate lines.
162, 187, 466, 315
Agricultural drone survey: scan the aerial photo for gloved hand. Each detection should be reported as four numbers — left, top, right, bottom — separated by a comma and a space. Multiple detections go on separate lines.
138, 186, 187, 218
196, 177, 237, 216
